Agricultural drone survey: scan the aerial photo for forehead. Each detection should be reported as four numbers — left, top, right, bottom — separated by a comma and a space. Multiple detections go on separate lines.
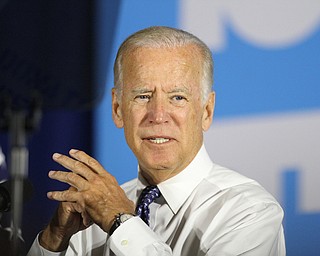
121, 45, 203, 89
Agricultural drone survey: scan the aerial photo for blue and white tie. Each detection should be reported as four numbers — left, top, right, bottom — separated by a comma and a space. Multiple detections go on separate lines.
135, 186, 161, 226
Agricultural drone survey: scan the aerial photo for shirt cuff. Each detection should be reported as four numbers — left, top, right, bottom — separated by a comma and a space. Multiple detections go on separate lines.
109, 216, 171, 256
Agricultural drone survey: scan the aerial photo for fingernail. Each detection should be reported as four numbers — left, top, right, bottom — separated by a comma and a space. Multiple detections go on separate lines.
53, 153, 62, 159
70, 149, 79, 154
48, 170, 55, 177
47, 192, 53, 198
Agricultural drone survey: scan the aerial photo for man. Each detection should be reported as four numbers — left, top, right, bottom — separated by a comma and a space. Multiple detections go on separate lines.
28, 26, 285, 255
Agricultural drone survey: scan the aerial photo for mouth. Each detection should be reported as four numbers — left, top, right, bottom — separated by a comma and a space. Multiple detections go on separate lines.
145, 137, 171, 144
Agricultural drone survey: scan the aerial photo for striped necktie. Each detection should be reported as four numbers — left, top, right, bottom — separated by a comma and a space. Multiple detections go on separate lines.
135, 186, 161, 225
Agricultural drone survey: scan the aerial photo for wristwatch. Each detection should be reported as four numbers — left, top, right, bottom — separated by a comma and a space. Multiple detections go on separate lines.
109, 213, 135, 236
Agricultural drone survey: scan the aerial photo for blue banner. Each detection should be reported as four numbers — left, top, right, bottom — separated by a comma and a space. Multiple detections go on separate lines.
94, 2, 320, 255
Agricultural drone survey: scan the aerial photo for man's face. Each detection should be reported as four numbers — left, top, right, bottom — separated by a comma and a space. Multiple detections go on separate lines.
112, 45, 214, 184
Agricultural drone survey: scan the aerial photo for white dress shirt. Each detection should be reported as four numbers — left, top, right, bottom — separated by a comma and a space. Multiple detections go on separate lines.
28, 145, 286, 255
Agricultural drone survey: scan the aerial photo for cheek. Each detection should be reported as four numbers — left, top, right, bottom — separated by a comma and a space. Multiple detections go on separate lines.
188, 107, 204, 132
178, 108, 201, 133
123, 109, 144, 139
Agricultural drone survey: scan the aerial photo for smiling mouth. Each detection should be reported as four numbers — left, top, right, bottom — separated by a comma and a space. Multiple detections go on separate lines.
148, 138, 170, 144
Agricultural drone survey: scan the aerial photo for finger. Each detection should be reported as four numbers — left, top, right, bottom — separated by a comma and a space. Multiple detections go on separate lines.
52, 153, 95, 181
72, 203, 92, 228
47, 189, 80, 203
81, 211, 93, 227
70, 150, 120, 186
48, 170, 89, 191
69, 149, 106, 175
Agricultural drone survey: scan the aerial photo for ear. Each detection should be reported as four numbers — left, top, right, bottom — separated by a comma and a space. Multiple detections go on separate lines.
202, 92, 215, 131
112, 88, 124, 128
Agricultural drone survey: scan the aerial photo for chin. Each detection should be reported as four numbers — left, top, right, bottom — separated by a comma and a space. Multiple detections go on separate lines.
147, 154, 175, 168
142, 167, 175, 185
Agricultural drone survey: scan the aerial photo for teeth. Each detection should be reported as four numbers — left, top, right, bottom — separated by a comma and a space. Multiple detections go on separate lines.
149, 138, 169, 144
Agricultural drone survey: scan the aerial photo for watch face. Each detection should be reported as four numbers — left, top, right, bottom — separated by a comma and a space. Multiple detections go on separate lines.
119, 213, 134, 223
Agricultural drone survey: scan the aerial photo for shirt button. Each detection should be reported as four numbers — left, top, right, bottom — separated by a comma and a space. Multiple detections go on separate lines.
121, 240, 129, 246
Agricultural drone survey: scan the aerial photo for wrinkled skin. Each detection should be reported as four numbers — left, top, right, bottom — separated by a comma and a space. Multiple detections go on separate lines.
40, 44, 214, 251
40, 150, 135, 251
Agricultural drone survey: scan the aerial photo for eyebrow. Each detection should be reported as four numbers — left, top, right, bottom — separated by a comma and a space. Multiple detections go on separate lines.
131, 87, 153, 94
130, 85, 191, 94
169, 86, 191, 94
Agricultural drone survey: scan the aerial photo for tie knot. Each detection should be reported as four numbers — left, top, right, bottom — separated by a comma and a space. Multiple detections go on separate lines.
141, 185, 161, 200
135, 186, 161, 225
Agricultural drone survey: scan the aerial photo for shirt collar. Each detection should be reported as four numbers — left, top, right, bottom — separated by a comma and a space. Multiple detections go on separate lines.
137, 144, 213, 214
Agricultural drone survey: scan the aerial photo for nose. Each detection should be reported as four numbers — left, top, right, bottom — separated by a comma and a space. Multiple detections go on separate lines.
147, 96, 169, 124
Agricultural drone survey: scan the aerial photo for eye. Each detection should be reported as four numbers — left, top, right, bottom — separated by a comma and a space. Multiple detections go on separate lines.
173, 95, 185, 101
171, 95, 188, 106
134, 94, 151, 103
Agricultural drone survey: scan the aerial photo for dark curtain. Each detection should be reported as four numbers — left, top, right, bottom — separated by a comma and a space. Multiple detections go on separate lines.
0, 110, 92, 250
0, 0, 121, 251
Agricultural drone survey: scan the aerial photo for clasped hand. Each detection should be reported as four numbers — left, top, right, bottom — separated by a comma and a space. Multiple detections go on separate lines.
47, 149, 134, 234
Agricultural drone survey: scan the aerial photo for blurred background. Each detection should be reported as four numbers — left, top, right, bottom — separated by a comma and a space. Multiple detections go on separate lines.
0, 1, 319, 255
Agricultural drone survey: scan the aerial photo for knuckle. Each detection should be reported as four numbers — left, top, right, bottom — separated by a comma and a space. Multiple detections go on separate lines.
78, 198, 86, 209
109, 174, 117, 184
73, 160, 83, 170
65, 172, 74, 182
91, 176, 103, 186
88, 158, 99, 168
53, 191, 63, 200
73, 203, 82, 213
82, 192, 92, 203
62, 190, 71, 198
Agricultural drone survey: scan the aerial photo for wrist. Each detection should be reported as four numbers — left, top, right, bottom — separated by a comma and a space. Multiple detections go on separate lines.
109, 213, 135, 236
39, 225, 72, 252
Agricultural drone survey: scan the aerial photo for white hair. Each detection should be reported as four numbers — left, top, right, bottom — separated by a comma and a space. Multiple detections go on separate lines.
113, 26, 214, 104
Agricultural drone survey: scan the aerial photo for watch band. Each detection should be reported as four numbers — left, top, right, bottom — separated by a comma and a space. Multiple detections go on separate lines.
109, 213, 135, 236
